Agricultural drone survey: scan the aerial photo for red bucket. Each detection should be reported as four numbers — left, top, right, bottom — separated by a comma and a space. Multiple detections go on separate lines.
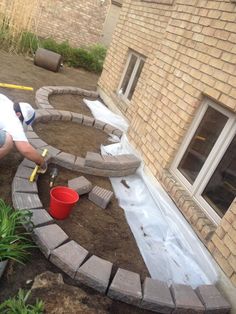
49, 186, 79, 220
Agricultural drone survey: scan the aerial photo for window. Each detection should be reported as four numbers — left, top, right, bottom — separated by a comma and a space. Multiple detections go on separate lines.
171, 98, 236, 224
118, 52, 145, 102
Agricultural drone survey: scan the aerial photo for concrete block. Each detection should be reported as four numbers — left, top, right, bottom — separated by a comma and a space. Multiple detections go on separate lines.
20, 159, 36, 169
72, 112, 83, 123
116, 154, 141, 170
58, 110, 72, 121
12, 177, 38, 194
171, 284, 205, 313
46, 109, 62, 120
82, 115, 95, 126
75, 255, 112, 294
54, 152, 75, 169
36, 109, 51, 122
26, 131, 39, 139
94, 119, 106, 130
39, 104, 53, 109
12, 192, 42, 210
108, 268, 142, 306
41, 145, 60, 157
15, 165, 35, 179
50, 240, 89, 279
112, 129, 123, 138
82, 90, 98, 97
68, 176, 92, 195
24, 209, 54, 231
104, 124, 117, 135
141, 278, 175, 313
88, 186, 113, 209
29, 138, 48, 149
85, 152, 104, 168
32, 224, 69, 258
195, 285, 231, 313
102, 155, 120, 170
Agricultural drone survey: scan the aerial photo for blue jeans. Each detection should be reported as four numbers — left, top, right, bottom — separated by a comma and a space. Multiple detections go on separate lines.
0, 130, 6, 148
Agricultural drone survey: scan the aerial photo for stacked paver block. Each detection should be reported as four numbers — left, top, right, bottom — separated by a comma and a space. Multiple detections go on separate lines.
82, 115, 94, 126
141, 278, 175, 313
68, 176, 92, 195
170, 284, 205, 313
24, 209, 54, 231
50, 241, 89, 279
88, 186, 113, 209
15, 165, 34, 180
75, 255, 113, 294
108, 268, 142, 306
12, 177, 38, 194
12, 192, 43, 210
32, 224, 69, 258
195, 285, 231, 313
54, 152, 75, 169
72, 112, 83, 123
85, 152, 104, 168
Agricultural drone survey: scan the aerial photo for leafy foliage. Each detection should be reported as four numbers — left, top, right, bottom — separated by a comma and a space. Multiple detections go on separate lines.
0, 199, 34, 263
0, 289, 44, 314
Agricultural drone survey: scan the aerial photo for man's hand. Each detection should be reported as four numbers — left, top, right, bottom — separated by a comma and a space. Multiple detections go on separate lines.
37, 160, 48, 174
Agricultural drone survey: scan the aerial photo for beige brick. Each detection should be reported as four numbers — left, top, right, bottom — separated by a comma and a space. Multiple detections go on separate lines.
229, 254, 236, 272
213, 248, 234, 277
215, 226, 226, 239
231, 273, 236, 287
224, 234, 236, 255
212, 234, 230, 258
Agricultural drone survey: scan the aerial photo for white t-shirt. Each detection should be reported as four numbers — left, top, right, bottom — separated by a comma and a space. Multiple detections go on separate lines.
0, 94, 28, 142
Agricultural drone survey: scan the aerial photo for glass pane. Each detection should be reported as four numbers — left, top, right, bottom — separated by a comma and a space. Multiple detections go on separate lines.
202, 135, 236, 217
178, 107, 228, 184
127, 59, 144, 100
120, 54, 137, 95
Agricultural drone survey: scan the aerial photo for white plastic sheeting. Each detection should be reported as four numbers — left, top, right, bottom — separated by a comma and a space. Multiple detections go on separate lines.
84, 99, 218, 288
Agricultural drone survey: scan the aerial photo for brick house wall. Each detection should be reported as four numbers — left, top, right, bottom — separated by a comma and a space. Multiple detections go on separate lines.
35, 0, 110, 47
98, 0, 236, 286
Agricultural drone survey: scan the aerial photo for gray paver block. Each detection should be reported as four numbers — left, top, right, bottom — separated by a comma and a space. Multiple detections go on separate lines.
29, 138, 48, 148
88, 186, 113, 209
112, 129, 123, 138
37, 109, 51, 122
12, 192, 43, 210
108, 268, 142, 306
72, 112, 83, 123
75, 255, 112, 294
171, 284, 205, 313
82, 115, 95, 126
85, 152, 104, 168
58, 110, 72, 121
46, 109, 62, 120
68, 176, 92, 195
32, 224, 69, 258
50, 240, 89, 279
102, 155, 120, 170
12, 177, 38, 194
41, 145, 60, 157
116, 154, 141, 170
54, 152, 75, 169
195, 285, 231, 313
141, 278, 175, 313
94, 119, 106, 130
20, 159, 36, 169
24, 209, 54, 231
26, 131, 39, 139
103, 124, 117, 135
15, 165, 34, 179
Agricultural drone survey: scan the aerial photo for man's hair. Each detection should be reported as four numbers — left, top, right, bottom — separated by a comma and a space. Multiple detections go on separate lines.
13, 102, 24, 122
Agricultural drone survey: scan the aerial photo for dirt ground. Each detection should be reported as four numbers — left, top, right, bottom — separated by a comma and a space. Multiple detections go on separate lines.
0, 51, 152, 313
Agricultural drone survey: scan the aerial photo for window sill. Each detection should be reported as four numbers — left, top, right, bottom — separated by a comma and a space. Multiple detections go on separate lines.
161, 169, 217, 244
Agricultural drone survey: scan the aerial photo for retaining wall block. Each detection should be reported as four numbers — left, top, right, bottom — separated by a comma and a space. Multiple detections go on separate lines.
116, 154, 141, 170
68, 176, 92, 195
75, 255, 112, 294
94, 119, 106, 130
82, 115, 95, 127
15, 165, 35, 180
141, 278, 175, 313
170, 284, 205, 313
88, 186, 113, 209
103, 124, 117, 135
12, 192, 43, 210
36, 109, 52, 122
12, 177, 38, 194
82, 90, 98, 98
112, 129, 123, 138
41, 145, 61, 157
26, 131, 39, 139
58, 110, 72, 121
102, 155, 121, 170
195, 285, 231, 313
72, 112, 83, 124
46, 109, 62, 120
20, 159, 36, 169
24, 209, 54, 231
108, 268, 142, 306
50, 240, 89, 279
32, 224, 69, 258
54, 152, 76, 169
29, 138, 48, 149
85, 152, 104, 168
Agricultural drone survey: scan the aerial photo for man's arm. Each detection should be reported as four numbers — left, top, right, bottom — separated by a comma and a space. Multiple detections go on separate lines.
14, 141, 45, 166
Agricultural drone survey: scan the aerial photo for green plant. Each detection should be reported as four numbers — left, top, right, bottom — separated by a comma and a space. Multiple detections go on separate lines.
19, 31, 39, 54
0, 199, 34, 264
0, 289, 44, 314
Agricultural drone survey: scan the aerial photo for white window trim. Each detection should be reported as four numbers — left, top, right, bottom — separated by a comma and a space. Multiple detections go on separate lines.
171, 98, 236, 225
117, 51, 145, 103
